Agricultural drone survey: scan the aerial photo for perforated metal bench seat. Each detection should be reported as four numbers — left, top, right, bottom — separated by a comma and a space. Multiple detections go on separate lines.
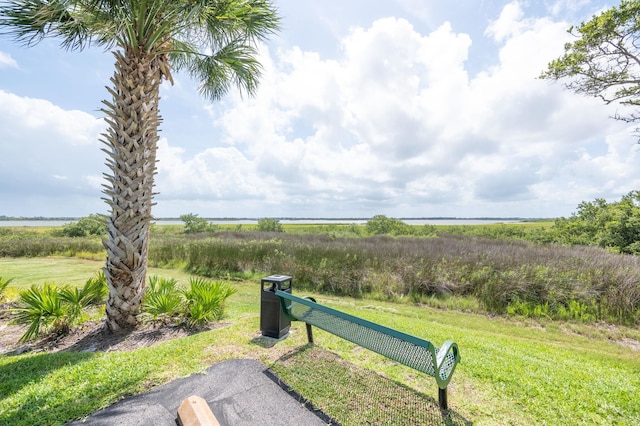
275, 290, 461, 410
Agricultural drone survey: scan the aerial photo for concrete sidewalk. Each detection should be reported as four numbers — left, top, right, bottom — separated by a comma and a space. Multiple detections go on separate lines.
68, 359, 330, 425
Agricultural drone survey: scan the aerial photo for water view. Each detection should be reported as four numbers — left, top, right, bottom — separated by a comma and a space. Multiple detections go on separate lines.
0, 218, 526, 227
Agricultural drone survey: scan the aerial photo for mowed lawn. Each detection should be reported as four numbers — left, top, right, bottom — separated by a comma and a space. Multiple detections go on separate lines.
0, 257, 193, 291
1, 257, 639, 425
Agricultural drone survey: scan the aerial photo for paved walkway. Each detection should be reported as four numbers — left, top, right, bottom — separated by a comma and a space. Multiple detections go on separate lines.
68, 359, 329, 425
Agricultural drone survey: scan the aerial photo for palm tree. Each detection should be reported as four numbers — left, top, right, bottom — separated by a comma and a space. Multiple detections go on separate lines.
0, 0, 279, 332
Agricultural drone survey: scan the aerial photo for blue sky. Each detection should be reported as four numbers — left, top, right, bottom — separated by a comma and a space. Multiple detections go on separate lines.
1, 0, 637, 219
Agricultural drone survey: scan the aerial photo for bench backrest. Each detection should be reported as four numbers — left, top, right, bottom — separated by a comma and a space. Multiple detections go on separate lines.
275, 290, 459, 389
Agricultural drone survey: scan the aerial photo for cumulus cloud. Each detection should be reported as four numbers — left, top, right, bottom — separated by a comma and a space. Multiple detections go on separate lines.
0, 51, 18, 69
162, 5, 631, 218
0, 90, 106, 214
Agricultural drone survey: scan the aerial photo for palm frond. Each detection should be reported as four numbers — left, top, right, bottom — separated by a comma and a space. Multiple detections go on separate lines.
0, 276, 14, 301
10, 283, 68, 341
183, 277, 237, 328
0, 0, 114, 50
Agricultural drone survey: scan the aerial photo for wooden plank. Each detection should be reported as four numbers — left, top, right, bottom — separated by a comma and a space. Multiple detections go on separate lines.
177, 395, 220, 426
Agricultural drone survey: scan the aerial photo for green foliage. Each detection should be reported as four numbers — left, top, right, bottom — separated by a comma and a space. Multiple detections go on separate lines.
80, 272, 108, 305
0, 276, 14, 301
58, 286, 91, 324
58, 214, 107, 238
139, 276, 236, 328
542, 0, 640, 134
0, 289, 639, 426
366, 215, 409, 235
257, 217, 284, 232
11, 283, 69, 341
9, 273, 107, 341
550, 191, 640, 253
183, 277, 237, 328
140, 276, 184, 323
58, 272, 108, 323
180, 213, 217, 234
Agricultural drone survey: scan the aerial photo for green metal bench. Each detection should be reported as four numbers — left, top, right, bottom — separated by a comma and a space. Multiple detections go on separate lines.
275, 290, 461, 410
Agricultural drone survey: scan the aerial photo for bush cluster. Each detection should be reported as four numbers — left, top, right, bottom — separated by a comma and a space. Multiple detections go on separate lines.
55, 214, 107, 238
10, 273, 107, 341
180, 213, 218, 234
3, 273, 236, 342
140, 276, 236, 328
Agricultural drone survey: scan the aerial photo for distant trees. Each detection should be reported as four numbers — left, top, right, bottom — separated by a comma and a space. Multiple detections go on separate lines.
552, 191, 640, 253
180, 214, 216, 234
539, 1, 640, 252
59, 214, 107, 237
366, 215, 409, 235
257, 218, 283, 232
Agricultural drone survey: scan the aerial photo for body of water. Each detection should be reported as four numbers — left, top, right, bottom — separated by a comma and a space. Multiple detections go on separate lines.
0, 218, 525, 227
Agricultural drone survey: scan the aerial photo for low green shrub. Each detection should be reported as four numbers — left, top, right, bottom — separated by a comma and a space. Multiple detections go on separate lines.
183, 277, 237, 328
139, 276, 237, 328
140, 276, 184, 324
0, 276, 14, 301
55, 214, 107, 238
10, 274, 108, 341
257, 218, 283, 232
11, 283, 69, 341
180, 213, 218, 234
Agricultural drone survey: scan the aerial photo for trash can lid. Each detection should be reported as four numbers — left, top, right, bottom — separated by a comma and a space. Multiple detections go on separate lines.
262, 274, 292, 282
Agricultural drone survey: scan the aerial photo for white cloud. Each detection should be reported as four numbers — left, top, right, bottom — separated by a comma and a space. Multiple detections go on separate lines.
485, 1, 526, 43
0, 90, 106, 214
0, 90, 104, 146
182, 5, 633, 217
547, 0, 599, 17
0, 51, 17, 68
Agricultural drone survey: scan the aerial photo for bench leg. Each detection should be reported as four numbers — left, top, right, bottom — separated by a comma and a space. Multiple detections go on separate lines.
305, 323, 314, 344
438, 388, 448, 411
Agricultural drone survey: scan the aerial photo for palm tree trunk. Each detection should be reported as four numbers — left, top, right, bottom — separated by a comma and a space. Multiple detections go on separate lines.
101, 47, 163, 332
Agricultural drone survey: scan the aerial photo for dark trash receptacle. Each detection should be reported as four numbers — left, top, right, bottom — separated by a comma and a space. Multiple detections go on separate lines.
260, 274, 292, 338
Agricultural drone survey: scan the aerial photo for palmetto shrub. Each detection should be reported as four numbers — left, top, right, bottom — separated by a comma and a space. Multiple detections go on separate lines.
139, 276, 237, 328
183, 277, 237, 329
81, 272, 108, 305
10, 274, 108, 342
0, 276, 14, 302
12, 283, 69, 341
140, 276, 184, 324
58, 273, 107, 324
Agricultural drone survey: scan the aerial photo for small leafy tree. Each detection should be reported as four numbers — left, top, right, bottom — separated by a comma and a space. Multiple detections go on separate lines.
541, 1, 640, 135
180, 213, 215, 234
257, 218, 284, 232
366, 215, 409, 235
59, 214, 107, 238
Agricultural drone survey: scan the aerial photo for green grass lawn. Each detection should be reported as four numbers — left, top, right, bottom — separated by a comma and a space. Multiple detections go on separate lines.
1, 257, 639, 425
